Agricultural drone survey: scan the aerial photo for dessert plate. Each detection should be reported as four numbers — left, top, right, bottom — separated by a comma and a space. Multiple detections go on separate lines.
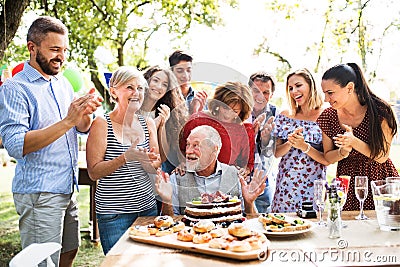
129, 227, 270, 261
244, 217, 315, 236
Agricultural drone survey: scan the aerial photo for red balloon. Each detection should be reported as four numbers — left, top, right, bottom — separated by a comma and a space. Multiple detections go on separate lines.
12, 63, 24, 76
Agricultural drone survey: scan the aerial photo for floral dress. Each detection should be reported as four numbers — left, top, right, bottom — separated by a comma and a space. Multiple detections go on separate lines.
271, 114, 327, 212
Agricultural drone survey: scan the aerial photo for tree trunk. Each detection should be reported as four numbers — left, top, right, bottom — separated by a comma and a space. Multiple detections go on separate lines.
88, 56, 114, 111
0, 0, 30, 60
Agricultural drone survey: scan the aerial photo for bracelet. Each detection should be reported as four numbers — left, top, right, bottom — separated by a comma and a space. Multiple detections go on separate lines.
338, 147, 349, 158
302, 143, 311, 153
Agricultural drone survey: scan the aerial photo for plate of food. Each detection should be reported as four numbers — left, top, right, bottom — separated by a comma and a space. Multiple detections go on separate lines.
244, 213, 314, 236
129, 216, 270, 260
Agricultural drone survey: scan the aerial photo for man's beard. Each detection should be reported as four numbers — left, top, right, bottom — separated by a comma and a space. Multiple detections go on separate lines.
36, 49, 62, 76
186, 160, 200, 172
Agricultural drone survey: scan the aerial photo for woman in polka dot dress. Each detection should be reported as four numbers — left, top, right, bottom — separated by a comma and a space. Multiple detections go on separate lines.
271, 69, 329, 213
318, 63, 398, 211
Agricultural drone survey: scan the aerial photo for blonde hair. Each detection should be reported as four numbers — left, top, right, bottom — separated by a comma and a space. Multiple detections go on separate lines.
286, 68, 323, 114
108, 66, 147, 103
208, 81, 254, 122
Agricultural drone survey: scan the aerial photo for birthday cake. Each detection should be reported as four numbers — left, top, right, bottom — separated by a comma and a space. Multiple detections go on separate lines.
182, 191, 244, 227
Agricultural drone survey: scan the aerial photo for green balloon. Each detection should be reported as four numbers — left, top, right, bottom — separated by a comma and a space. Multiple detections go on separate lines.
63, 68, 83, 92
0, 64, 7, 71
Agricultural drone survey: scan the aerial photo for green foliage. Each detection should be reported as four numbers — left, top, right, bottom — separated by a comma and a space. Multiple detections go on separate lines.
255, 0, 399, 82
21, 0, 235, 103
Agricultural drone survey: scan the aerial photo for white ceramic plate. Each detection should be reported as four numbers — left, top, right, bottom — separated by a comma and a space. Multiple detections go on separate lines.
244, 217, 315, 236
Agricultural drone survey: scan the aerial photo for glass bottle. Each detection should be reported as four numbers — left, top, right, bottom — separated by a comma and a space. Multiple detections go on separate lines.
327, 184, 342, 238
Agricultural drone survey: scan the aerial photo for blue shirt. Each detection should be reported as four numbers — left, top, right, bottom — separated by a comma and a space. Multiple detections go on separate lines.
185, 86, 195, 110
0, 62, 78, 194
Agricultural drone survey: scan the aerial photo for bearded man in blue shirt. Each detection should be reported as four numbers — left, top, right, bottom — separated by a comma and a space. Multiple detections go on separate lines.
0, 16, 102, 267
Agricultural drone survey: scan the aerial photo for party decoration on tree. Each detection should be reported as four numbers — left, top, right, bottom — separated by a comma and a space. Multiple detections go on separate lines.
63, 68, 84, 92
0, 64, 7, 72
12, 62, 24, 76
104, 72, 112, 88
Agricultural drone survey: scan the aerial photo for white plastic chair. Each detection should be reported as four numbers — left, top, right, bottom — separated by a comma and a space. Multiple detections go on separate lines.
9, 242, 62, 267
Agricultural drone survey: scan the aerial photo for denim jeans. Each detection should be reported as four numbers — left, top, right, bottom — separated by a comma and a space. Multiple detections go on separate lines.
97, 206, 157, 255
255, 184, 274, 213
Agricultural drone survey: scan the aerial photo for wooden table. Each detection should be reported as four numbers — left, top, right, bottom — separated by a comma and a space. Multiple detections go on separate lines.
78, 167, 99, 243
100, 211, 400, 266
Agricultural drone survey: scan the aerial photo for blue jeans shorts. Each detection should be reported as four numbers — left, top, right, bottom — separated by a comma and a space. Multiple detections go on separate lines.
97, 206, 157, 255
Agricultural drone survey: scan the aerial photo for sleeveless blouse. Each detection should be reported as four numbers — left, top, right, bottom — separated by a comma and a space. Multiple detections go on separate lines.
94, 114, 156, 214
271, 114, 327, 212
317, 107, 398, 211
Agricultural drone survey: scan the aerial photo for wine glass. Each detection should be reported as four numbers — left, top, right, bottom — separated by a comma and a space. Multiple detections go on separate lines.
336, 175, 350, 227
355, 176, 369, 220
314, 179, 327, 226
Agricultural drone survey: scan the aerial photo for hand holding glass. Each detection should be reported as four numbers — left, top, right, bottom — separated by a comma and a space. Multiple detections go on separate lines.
355, 176, 369, 220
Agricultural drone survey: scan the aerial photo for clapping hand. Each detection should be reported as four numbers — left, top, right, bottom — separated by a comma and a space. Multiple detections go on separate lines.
252, 113, 266, 133
155, 104, 170, 128
237, 166, 251, 182
124, 138, 160, 165
66, 88, 103, 126
288, 127, 306, 149
333, 124, 353, 153
155, 168, 173, 204
260, 116, 275, 144
171, 162, 187, 176
240, 168, 267, 204
190, 90, 208, 114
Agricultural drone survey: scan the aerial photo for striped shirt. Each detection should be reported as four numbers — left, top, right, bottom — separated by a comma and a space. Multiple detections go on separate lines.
0, 62, 78, 194
94, 114, 156, 214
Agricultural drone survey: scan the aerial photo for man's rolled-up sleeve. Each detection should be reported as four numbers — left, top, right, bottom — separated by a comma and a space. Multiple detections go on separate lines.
0, 84, 29, 159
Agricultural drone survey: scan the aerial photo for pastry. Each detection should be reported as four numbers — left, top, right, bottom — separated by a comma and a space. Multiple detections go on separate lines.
154, 215, 174, 228
172, 221, 185, 233
155, 227, 174, 237
228, 223, 252, 237
227, 240, 252, 252
177, 229, 194, 242
192, 232, 212, 244
193, 219, 215, 233
129, 226, 150, 237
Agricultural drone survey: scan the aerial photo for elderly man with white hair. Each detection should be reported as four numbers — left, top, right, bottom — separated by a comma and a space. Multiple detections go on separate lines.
155, 125, 266, 216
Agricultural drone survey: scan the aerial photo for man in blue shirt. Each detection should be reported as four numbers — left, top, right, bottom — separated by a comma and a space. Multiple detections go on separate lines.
0, 16, 102, 267
249, 72, 278, 213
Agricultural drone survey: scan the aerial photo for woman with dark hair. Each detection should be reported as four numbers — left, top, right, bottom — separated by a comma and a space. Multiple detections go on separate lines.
141, 65, 189, 174
180, 81, 255, 174
318, 63, 398, 211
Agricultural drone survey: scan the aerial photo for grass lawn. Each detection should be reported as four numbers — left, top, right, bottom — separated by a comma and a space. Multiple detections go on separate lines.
0, 165, 104, 266
0, 145, 399, 266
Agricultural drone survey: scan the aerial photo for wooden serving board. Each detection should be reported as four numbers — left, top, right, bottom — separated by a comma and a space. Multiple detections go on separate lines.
129, 229, 269, 261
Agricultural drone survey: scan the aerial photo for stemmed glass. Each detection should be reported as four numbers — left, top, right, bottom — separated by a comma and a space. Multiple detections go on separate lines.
314, 180, 327, 226
355, 176, 369, 220
336, 175, 350, 227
